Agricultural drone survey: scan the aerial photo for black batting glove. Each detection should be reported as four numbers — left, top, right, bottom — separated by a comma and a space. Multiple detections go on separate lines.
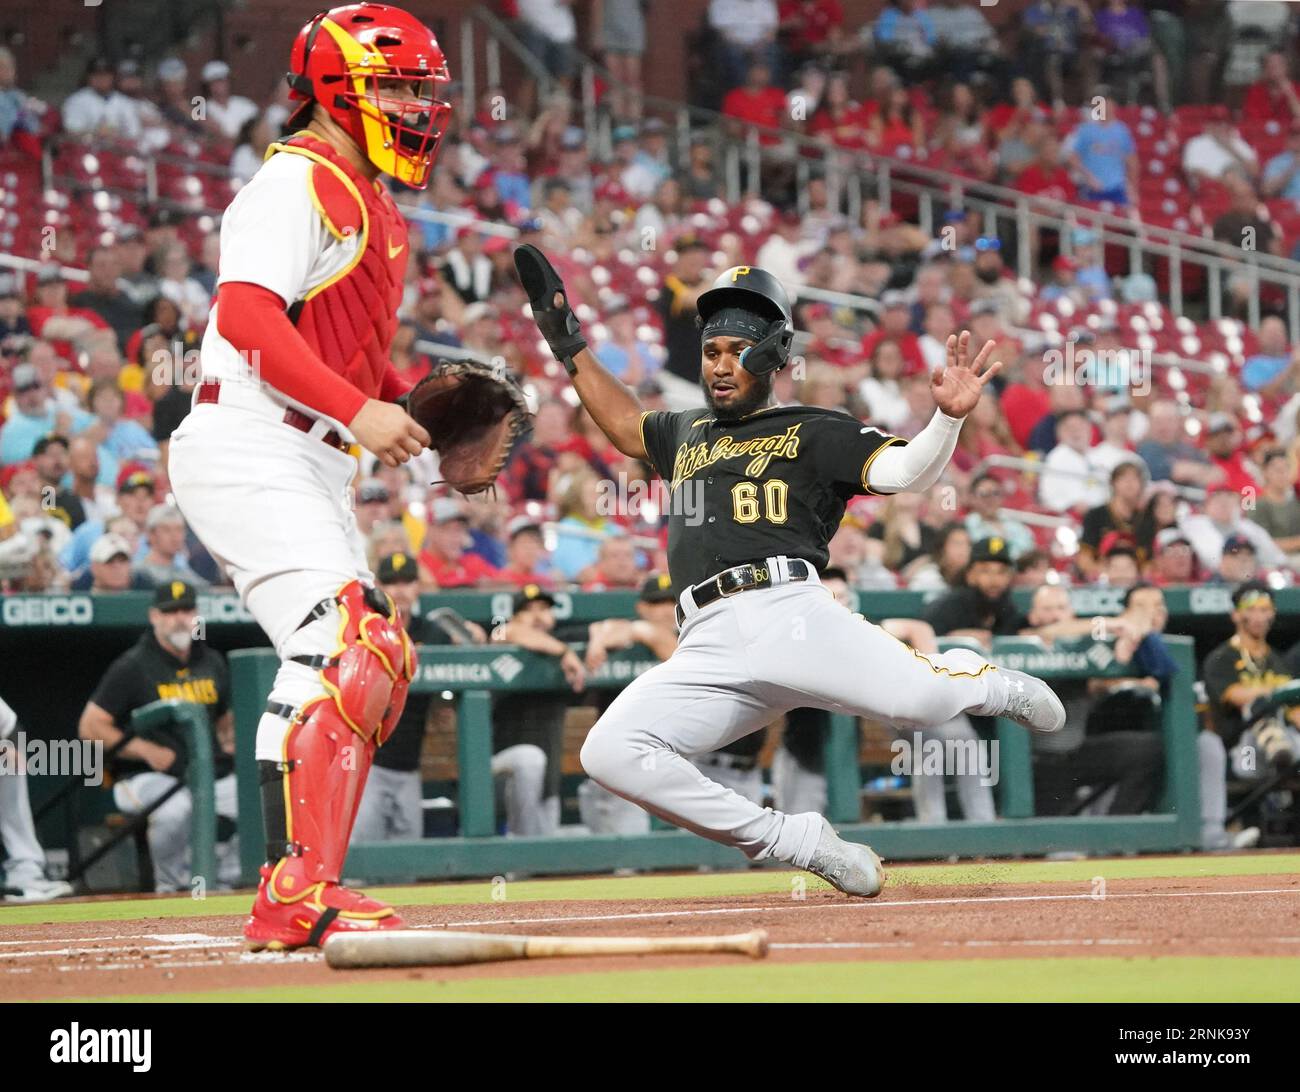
513, 243, 587, 376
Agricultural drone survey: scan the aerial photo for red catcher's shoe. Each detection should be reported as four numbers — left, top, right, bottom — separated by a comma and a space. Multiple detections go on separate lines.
243, 864, 404, 951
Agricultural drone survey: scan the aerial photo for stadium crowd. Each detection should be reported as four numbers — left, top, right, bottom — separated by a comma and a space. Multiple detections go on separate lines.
2, 3, 1300, 599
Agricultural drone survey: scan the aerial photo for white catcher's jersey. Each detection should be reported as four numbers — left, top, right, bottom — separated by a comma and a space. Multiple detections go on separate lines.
198, 152, 361, 412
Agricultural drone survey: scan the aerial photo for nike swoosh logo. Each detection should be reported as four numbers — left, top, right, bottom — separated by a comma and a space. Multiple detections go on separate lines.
388, 239, 405, 259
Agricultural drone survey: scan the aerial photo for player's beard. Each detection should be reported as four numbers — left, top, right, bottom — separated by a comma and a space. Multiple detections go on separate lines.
701, 372, 774, 421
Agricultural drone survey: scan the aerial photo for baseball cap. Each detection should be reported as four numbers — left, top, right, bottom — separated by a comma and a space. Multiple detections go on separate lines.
1099, 531, 1138, 558
1232, 579, 1273, 608
507, 515, 543, 540
1153, 528, 1192, 554
0, 461, 36, 493
1052, 255, 1077, 273
157, 57, 187, 82
1223, 532, 1256, 555
376, 551, 419, 584
145, 504, 184, 530
970, 536, 1013, 566
90, 532, 133, 565
1206, 412, 1237, 435
611, 125, 637, 143
357, 478, 390, 504
461, 302, 496, 325
117, 468, 155, 495
35, 265, 65, 286
560, 126, 586, 151
969, 298, 1001, 317
880, 290, 909, 310
639, 572, 676, 603
154, 580, 197, 613
641, 118, 669, 135
1072, 228, 1098, 247
430, 496, 467, 525
512, 583, 556, 614
11, 363, 41, 393
201, 60, 231, 83
117, 59, 140, 78
0, 272, 19, 298
86, 56, 114, 77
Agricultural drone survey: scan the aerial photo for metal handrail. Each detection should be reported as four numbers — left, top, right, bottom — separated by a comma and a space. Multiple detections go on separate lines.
972, 453, 1208, 503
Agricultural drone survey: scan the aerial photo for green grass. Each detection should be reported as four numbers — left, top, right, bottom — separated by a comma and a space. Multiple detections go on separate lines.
3, 851, 1296, 927
68, 957, 1300, 1003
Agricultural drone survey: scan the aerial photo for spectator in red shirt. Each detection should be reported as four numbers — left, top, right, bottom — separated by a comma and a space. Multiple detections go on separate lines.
778, 0, 845, 66
418, 496, 502, 588
808, 71, 870, 150
501, 399, 574, 504
1242, 49, 1300, 125
1014, 133, 1076, 203
721, 60, 788, 147
985, 77, 1051, 142
1203, 412, 1259, 496
580, 535, 643, 589
860, 291, 925, 375
1000, 354, 1052, 450
497, 516, 556, 589
27, 266, 110, 360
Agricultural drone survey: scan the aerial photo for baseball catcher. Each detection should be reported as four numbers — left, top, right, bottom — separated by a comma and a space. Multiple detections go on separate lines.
168, 4, 518, 951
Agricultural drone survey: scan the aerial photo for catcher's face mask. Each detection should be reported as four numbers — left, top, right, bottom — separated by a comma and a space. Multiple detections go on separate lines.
287, 6, 452, 189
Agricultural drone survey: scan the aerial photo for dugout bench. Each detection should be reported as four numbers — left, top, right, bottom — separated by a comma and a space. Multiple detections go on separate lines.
225, 634, 1202, 887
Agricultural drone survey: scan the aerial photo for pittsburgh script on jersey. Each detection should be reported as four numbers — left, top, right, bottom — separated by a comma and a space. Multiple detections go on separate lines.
671, 424, 803, 489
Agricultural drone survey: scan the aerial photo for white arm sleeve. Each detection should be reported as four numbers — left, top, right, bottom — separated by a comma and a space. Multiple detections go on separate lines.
865, 409, 964, 494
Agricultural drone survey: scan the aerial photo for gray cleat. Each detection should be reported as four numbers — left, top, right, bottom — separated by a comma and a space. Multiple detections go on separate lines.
804, 817, 885, 897
997, 668, 1066, 734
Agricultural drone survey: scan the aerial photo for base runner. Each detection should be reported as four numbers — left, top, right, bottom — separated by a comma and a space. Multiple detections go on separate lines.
514, 246, 1066, 896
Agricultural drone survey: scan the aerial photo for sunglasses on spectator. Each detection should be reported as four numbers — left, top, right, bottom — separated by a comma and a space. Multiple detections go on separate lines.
974, 237, 1001, 252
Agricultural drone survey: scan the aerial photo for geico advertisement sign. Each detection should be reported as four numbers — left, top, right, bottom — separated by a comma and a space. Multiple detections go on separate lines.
2, 596, 94, 626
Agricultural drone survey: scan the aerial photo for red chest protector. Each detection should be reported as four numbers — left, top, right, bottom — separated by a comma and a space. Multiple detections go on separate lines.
269, 134, 409, 400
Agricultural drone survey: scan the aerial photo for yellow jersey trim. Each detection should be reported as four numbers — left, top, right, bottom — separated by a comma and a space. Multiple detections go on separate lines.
859, 435, 906, 496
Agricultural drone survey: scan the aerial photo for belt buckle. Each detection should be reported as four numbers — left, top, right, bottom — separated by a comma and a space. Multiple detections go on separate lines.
718, 564, 759, 598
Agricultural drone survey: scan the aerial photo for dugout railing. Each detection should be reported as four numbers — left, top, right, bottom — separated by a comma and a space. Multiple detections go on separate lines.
221, 633, 1202, 885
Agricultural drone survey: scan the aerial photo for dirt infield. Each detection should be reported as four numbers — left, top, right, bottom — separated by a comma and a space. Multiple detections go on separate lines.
2, 868, 1298, 1001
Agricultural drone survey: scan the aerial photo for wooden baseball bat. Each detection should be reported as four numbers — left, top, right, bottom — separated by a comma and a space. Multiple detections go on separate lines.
324, 928, 769, 968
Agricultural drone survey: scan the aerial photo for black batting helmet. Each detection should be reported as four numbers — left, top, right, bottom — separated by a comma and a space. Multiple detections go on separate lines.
696, 265, 794, 376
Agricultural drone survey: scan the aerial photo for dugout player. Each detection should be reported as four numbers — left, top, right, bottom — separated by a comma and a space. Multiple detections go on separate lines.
515, 247, 1066, 896
490, 585, 588, 835
166, 5, 452, 946
77, 581, 239, 892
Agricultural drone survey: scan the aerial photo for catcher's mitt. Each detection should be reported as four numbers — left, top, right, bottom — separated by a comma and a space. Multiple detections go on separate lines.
403, 360, 531, 494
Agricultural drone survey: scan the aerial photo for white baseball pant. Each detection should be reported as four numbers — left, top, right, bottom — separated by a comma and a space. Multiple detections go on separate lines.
112, 771, 240, 892
169, 392, 371, 763
580, 562, 1012, 869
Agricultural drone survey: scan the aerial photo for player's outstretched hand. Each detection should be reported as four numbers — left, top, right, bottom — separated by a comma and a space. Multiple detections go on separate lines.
931, 331, 1002, 418
349, 398, 431, 467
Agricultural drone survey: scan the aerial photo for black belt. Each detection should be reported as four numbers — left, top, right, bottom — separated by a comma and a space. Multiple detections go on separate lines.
676, 559, 810, 626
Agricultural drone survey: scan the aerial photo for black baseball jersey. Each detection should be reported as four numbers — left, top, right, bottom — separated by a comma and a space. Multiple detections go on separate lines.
639, 404, 904, 589
90, 631, 231, 780
1202, 637, 1294, 748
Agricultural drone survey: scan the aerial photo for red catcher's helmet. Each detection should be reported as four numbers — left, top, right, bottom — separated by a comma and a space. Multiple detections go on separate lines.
287, 3, 451, 189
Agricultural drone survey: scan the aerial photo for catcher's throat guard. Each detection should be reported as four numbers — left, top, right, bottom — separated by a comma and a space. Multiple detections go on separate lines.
513, 244, 588, 375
